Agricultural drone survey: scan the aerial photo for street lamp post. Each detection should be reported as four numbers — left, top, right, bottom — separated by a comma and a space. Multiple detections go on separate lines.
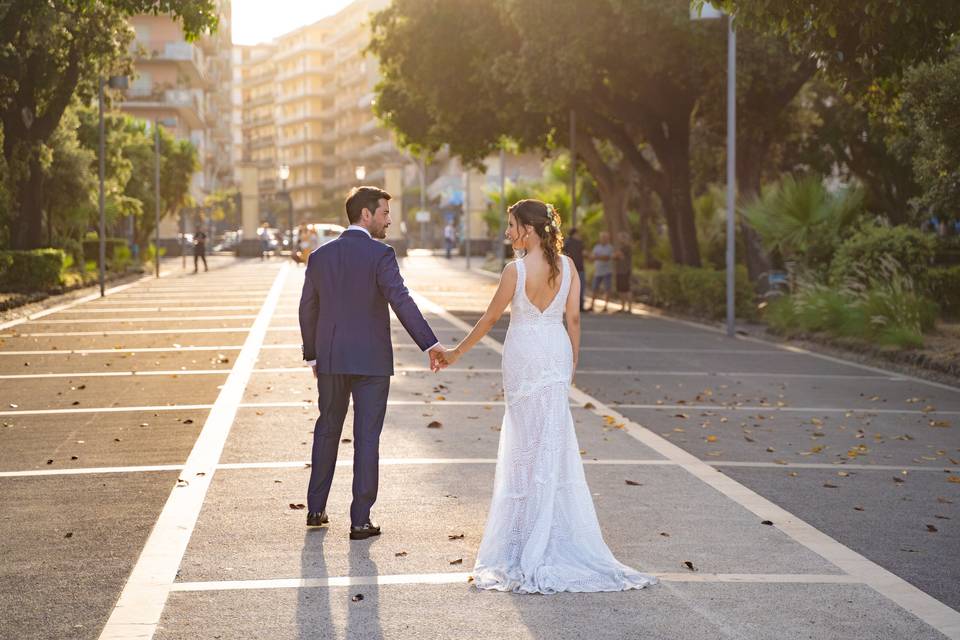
278, 163, 291, 256
693, 2, 737, 337
97, 75, 127, 297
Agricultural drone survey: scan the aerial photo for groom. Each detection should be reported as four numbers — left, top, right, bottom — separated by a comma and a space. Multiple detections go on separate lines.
299, 186, 446, 540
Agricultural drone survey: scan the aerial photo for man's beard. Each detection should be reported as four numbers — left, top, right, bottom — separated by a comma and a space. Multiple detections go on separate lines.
372, 224, 388, 239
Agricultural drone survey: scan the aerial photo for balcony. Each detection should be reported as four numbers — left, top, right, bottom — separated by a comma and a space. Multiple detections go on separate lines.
123, 88, 205, 129
276, 85, 336, 104
274, 41, 333, 63
246, 92, 274, 108
242, 69, 274, 88
134, 40, 207, 86
249, 135, 275, 150
276, 64, 334, 83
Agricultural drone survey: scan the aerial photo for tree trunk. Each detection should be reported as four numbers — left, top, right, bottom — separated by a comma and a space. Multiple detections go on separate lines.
736, 152, 772, 286
11, 149, 45, 250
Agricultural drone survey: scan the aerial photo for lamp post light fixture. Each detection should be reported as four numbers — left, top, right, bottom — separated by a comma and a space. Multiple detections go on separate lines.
692, 1, 737, 338
354, 165, 366, 182
97, 75, 128, 297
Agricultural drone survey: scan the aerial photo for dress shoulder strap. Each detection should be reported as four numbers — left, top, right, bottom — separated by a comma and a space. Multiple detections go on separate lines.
512, 258, 526, 300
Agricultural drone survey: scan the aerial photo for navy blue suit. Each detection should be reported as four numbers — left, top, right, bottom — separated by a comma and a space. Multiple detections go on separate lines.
299, 228, 438, 524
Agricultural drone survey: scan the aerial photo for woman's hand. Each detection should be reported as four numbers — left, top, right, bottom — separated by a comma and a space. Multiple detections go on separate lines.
444, 347, 462, 366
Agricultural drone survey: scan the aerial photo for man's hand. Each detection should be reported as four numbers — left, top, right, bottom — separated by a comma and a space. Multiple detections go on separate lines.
428, 344, 447, 372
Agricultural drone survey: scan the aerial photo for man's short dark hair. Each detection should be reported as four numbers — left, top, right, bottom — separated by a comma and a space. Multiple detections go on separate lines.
345, 186, 391, 224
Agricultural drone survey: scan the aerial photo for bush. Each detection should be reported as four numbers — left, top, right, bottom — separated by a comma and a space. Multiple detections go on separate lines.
830, 223, 935, 287
0, 249, 66, 292
924, 265, 960, 317
765, 256, 938, 349
82, 237, 129, 263
651, 264, 756, 320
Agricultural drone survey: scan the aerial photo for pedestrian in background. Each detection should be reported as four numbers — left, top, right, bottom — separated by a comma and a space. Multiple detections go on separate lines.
193, 227, 208, 273
563, 226, 587, 312
614, 230, 633, 313
444, 221, 456, 259
588, 231, 614, 313
259, 222, 272, 260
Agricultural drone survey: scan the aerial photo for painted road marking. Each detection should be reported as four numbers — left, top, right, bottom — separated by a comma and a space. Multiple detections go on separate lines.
97, 263, 289, 640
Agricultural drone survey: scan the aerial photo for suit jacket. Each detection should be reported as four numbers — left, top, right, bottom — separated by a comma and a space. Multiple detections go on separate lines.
299, 229, 438, 376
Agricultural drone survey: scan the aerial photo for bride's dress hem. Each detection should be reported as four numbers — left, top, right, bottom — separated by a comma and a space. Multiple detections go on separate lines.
471, 566, 659, 595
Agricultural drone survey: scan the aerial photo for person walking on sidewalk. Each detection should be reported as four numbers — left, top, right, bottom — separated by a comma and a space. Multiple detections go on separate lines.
614, 230, 632, 313
588, 231, 614, 313
444, 221, 456, 259
563, 227, 587, 312
193, 227, 208, 273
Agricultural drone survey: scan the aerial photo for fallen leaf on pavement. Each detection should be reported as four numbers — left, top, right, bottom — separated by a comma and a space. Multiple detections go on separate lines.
625, 480, 642, 486
289, 503, 306, 510
351, 594, 364, 602
395, 551, 408, 557
427, 421, 443, 429
760, 520, 773, 526
683, 561, 697, 571
823, 483, 838, 488
584, 402, 595, 409
64, 532, 73, 538
448, 533, 465, 540
449, 558, 463, 565
926, 524, 938, 533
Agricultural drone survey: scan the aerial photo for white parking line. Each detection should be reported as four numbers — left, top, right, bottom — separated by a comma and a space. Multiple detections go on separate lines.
0, 276, 156, 331
413, 289, 960, 638
1, 327, 251, 338
169, 572, 863, 593
63, 306, 262, 313
98, 263, 289, 640
0, 400, 511, 417
22, 315, 261, 324
615, 403, 960, 416
0, 345, 243, 356
6, 457, 952, 480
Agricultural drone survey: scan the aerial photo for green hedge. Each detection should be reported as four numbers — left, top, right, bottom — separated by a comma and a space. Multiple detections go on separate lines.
82, 237, 129, 262
650, 264, 756, 320
830, 224, 935, 286
925, 265, 960, 317
0, 249, 66, 293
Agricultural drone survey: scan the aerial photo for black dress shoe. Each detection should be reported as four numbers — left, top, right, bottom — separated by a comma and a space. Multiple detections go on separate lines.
349, 521, 381, 540
306, 511, 328, 527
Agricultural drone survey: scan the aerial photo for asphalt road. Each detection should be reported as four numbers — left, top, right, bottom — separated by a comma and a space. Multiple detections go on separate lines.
0, 253, 957, 640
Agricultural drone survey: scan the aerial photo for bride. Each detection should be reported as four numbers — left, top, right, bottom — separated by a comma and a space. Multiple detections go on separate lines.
441, 199, 659, 594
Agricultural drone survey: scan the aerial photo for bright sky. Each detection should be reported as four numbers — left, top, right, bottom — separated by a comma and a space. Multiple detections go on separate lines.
232, 0, 356, 45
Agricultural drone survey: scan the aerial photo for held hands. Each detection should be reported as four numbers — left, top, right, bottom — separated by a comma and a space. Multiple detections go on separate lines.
427, 344, 462, 372
428, 344, 448, 372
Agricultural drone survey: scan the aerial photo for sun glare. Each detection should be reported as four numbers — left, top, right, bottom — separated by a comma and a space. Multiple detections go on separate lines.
231, 0, 356, 45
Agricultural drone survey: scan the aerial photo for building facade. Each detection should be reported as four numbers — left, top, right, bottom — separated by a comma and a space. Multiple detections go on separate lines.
122, 2, 234, 241
236, 0, 407, 226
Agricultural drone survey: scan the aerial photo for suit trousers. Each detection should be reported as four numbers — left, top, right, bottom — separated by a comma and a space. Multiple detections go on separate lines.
307, 373, 390, 525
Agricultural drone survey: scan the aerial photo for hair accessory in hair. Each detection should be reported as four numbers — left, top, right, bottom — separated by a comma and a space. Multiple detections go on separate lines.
545, 203, 557, 231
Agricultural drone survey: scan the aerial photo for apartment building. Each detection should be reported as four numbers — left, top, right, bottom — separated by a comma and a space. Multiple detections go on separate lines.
237, 0, 406, 225
122, 2, 234, 241
235, 43, 278, 199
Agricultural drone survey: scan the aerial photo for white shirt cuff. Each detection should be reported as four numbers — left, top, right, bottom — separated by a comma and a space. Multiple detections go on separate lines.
306, 359, 316, 367
425, 341, 441, 352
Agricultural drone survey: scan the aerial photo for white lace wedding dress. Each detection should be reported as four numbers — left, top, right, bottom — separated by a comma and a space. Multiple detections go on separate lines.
472, 255, 659, 594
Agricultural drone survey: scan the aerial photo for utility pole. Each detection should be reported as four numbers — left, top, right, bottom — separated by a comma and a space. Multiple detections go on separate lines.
570, 109, 577, 228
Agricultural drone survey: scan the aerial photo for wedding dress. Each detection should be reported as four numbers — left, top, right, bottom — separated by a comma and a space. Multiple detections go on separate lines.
472, 255, 659, 594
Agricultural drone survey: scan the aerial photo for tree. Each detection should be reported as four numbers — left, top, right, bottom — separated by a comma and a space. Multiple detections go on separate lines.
372, 0, 729, 266
708, 1, 960, 84
895, 52, 960, 221
0, 0, 217, 249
